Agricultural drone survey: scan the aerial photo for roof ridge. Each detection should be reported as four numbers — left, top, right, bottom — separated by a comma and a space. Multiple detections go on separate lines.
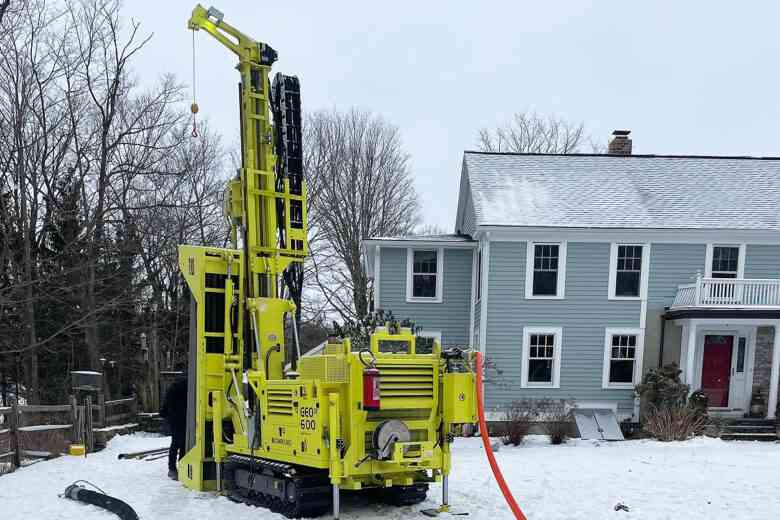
464, 150, 780, 161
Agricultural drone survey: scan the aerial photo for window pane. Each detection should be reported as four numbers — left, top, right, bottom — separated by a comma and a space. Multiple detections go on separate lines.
413, 250, 437, 274
413, 274, 436, 297
611, 335, 637, 359
615, 245, 642, 297
609, 360, 634, 383
615, 271, 641, 297
712, 246, 739, 275
736, 337, 746, 373
532, 244, 560, 296
528, 359, 553, 383
533, 271, 558, 296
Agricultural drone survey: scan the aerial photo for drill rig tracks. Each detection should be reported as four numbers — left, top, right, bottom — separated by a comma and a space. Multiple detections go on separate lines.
223, 455, 332, 518
222, 455, 430, 518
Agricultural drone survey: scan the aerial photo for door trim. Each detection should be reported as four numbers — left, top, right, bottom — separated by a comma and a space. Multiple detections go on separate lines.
694, 326, 755, 411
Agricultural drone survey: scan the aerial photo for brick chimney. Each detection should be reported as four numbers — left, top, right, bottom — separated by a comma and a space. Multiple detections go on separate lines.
608, 130, 632, 155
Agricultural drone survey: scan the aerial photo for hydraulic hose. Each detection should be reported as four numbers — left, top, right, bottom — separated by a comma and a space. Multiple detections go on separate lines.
63, 482, 139, 520
475, 352, 528, 520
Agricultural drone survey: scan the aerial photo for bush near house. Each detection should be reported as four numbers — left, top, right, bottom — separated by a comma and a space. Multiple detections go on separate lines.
501, 399, 537, 446
636, 363, 709, 441
538, 398, 574, 445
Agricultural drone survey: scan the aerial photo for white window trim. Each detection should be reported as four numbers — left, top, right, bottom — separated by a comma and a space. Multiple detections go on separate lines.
406, 247, 444, 303
475, 247, 483, 303
521, 326, 563, 389
525, 241, 567, 300
608, 243, 650, 300
602, 328, 644, 390
704, 243, 745, 278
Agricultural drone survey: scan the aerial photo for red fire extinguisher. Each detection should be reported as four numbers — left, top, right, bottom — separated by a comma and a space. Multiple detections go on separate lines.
360, 350, 380, 411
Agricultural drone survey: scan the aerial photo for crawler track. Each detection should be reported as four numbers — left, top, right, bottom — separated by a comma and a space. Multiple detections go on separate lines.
223, 455, 332, 518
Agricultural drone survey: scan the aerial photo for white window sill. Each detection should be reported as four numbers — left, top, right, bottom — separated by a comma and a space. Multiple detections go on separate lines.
405, 296, 442, 304
525, 294, 565, 300
603, 383, 636, 390
608, 295, 642, 301
521, 382, 560, 389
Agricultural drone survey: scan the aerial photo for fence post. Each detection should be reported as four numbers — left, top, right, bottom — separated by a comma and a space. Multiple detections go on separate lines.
70, 395, 78, 445
694, 272, 703, 305
131, 394, 138, 422
85, 395, 94, 453
98, 393, 106, 428
10, 401, 20, 468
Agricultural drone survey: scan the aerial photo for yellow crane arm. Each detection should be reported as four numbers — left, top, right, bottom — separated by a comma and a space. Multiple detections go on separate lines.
188, 4, 276, 65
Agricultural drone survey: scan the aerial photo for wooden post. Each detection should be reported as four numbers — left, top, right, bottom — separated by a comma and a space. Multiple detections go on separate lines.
85, 395, 94, 454
10, 401, 20, 468
70, 395, 78, 445
131, 393, 138, 421
98, 392, 106, 428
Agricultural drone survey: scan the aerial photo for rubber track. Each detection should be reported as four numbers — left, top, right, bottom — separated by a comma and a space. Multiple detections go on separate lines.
377, 483, 429, 506
223, 455, 331, 518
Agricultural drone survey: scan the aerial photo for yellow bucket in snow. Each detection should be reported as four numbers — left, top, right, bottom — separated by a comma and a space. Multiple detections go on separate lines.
69, 444, 86, 456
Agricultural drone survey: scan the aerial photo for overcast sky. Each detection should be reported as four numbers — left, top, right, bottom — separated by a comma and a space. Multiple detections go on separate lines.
123, 1, 780, 231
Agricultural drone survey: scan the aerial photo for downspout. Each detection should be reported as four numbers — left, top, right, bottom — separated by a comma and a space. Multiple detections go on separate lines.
657, 309, 667, 368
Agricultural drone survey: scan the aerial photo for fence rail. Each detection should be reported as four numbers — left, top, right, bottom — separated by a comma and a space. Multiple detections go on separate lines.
0, 394, 137, 476
673, 277, 780, 309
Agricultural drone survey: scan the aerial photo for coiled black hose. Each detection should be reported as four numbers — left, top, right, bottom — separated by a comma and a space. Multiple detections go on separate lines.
63, 481, 139, 520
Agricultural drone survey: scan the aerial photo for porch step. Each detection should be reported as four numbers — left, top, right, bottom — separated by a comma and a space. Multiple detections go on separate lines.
721, 419, 778, 441
721, 432, 779, 442
724, 425, 777, 434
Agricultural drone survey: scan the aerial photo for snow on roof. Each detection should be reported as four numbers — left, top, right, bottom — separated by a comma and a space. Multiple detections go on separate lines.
464, 152, 780, 230
367, 233, 475, 243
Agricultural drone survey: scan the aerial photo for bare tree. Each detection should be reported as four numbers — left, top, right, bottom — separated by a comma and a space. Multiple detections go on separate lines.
478, 111, 599, 153
305, 108, 420, 322
413, 224, 449, 236
0, 1, 10, 25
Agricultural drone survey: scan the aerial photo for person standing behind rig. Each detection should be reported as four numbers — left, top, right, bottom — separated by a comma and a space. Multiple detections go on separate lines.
160, 376, 188, 480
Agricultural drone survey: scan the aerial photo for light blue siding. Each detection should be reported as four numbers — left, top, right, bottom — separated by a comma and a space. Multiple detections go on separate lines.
647, 244, 705, 308
645, 243, 706, 367
745, 245, 780, 279
378, 247, 472, 346
484, 241, 640, 413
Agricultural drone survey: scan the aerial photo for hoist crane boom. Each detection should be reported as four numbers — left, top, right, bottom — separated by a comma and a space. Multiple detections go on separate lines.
178, 5, 476, 519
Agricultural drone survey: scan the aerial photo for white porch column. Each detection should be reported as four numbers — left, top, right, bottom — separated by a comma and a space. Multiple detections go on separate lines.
684, 321, 698, 390
767, 325, 780, 420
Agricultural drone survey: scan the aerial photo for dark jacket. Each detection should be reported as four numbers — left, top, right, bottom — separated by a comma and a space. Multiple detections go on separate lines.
160, 378, 188, 433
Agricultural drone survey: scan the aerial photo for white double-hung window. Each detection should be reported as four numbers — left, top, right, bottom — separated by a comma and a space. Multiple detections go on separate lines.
525, 242, 567, 299
602, 328, 644, 389
608, 243, 649, 299
406, 248, 444, 303
705, 244, 745, 279
521, 327, 562, 388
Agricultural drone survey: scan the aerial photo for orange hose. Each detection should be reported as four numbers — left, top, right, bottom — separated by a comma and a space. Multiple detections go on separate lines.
475, 352, 528, 520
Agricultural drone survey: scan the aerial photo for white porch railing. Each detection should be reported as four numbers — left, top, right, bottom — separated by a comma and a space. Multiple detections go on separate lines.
673, 276, 780, 308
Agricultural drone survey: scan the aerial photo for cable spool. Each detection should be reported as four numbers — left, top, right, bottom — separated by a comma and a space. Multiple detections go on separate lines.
373, 419, 410, 460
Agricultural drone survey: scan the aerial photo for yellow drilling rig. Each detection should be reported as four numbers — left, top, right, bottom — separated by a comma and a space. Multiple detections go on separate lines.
178, 5, 477, 518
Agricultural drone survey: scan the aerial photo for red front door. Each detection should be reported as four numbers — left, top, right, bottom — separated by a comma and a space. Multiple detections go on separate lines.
701, 335, 733, 407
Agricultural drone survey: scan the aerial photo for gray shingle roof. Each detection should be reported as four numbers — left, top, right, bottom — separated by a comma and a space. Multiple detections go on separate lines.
368, 234, 474, 242
464, 152, 780, 231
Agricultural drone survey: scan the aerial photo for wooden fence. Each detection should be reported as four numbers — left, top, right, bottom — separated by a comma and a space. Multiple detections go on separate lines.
0, 394, 138, 475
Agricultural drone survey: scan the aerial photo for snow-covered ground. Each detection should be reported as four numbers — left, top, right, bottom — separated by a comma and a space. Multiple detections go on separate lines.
2, 433, 779, 519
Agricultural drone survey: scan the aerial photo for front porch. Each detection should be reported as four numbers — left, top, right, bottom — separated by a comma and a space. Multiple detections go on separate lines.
667, 278, 780, 419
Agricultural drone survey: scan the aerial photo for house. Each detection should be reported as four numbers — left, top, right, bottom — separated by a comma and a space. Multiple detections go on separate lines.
363, 131, 780, 422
